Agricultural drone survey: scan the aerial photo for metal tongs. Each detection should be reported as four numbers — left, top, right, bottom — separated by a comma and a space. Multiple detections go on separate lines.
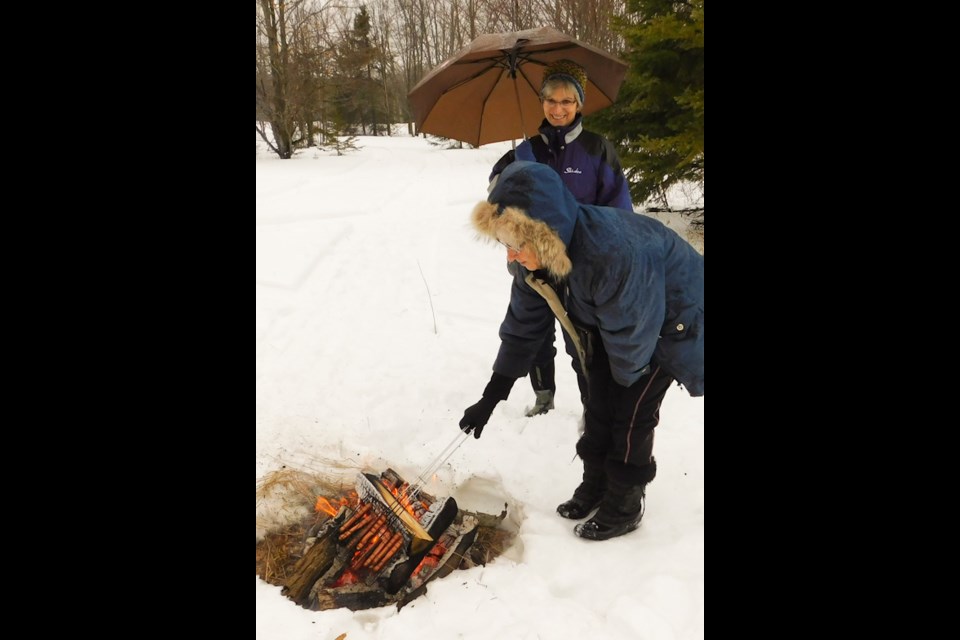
405, 429, 471, 499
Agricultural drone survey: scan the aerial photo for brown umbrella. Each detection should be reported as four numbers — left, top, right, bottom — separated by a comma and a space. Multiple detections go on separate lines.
408, 26, 628, 148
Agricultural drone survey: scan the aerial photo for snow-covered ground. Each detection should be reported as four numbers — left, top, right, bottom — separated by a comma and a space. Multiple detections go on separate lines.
257, 131, 704, 640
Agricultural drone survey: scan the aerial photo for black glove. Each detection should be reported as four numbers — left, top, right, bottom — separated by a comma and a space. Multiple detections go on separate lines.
488, 149, 516, 182
459, 372, 516, 439
459, 396, 498, 439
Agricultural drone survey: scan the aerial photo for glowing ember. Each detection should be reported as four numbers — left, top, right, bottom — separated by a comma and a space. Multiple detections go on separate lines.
411, 533, 451, 580
330, 567, 361, 588
389, 484, 429, 516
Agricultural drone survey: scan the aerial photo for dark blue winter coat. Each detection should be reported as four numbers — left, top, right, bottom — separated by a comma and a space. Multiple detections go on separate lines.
472, 161, 704, 396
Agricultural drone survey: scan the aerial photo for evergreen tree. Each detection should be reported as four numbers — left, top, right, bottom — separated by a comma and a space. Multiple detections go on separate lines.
333, 6, 382, 135
590, 0, 704, 208
327, 110, 359, 156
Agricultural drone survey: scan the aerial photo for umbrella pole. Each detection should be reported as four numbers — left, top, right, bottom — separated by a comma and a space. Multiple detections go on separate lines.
512, 77, 525, 145
507, 42, 526, 146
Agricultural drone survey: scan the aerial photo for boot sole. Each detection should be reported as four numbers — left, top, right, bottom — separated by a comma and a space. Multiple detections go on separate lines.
556, 499, 601, 520
573, 521, 640, 541
525, 403, 555, 417
556, 504, 600, 520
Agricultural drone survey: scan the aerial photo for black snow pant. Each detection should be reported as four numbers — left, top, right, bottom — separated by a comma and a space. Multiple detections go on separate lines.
574, 331, 675, 484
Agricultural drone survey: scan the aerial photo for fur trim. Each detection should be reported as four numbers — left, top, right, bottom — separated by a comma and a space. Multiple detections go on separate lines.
575, 436, 606, 465
605, 457, 657, 486
471, 201, 572, 278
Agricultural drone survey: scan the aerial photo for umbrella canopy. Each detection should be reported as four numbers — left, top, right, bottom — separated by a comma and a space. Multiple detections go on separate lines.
408, 26, 628, 148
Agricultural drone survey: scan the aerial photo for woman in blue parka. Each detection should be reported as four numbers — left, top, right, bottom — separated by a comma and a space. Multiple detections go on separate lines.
459, 161, 704, 541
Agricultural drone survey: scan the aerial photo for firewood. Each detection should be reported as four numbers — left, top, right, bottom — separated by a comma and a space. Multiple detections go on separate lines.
398, 521, 480, 610
380, 468, 405, 488
257, 466, 515, 612
282, 519, 342, 606
314, 585, 392, 612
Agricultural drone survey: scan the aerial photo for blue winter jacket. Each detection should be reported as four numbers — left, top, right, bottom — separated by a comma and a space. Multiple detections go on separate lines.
481, 161, 704, 396
510, 115, 633, 210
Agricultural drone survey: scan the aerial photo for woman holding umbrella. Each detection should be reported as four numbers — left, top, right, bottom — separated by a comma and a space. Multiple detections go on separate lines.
489, 59, 633, 417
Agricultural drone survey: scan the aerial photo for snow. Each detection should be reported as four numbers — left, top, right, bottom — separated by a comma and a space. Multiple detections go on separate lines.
256, 131, 704, 640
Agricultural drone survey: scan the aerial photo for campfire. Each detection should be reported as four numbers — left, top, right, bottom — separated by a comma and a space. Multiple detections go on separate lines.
256, 466, 512, 611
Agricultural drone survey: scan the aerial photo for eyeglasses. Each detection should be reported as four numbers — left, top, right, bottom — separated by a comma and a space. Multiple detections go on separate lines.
498, 239, 523, 252
543, 98, 577, 108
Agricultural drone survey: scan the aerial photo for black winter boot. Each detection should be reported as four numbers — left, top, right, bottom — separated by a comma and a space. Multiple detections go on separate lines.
557, 453, 605, 519
574, 480, 646, 540
574, 459, 656, 540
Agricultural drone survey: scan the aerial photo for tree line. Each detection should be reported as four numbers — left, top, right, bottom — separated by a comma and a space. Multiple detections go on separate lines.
256, 0, 703, 207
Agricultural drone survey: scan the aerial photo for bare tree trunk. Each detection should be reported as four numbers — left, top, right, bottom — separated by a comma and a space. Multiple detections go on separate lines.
258, 0, 295, 158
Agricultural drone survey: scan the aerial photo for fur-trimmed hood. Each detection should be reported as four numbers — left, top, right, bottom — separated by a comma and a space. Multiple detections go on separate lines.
472, 161, 581, 279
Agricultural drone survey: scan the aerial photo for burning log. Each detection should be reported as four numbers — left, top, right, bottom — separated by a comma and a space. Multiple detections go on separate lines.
314, 584, 392, 611
398, 514, 480, 609
383, 495, 458, 595
282, 508, 347, 606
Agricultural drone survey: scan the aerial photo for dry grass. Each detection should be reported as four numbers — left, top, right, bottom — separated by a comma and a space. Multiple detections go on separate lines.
256, 521, 308, 585
256, 467, 358, 540
256, 466, 361, 584
467, 523, 515, 566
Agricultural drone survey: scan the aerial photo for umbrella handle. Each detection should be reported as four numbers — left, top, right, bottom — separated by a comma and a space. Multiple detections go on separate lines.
512, 71, 526, 140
